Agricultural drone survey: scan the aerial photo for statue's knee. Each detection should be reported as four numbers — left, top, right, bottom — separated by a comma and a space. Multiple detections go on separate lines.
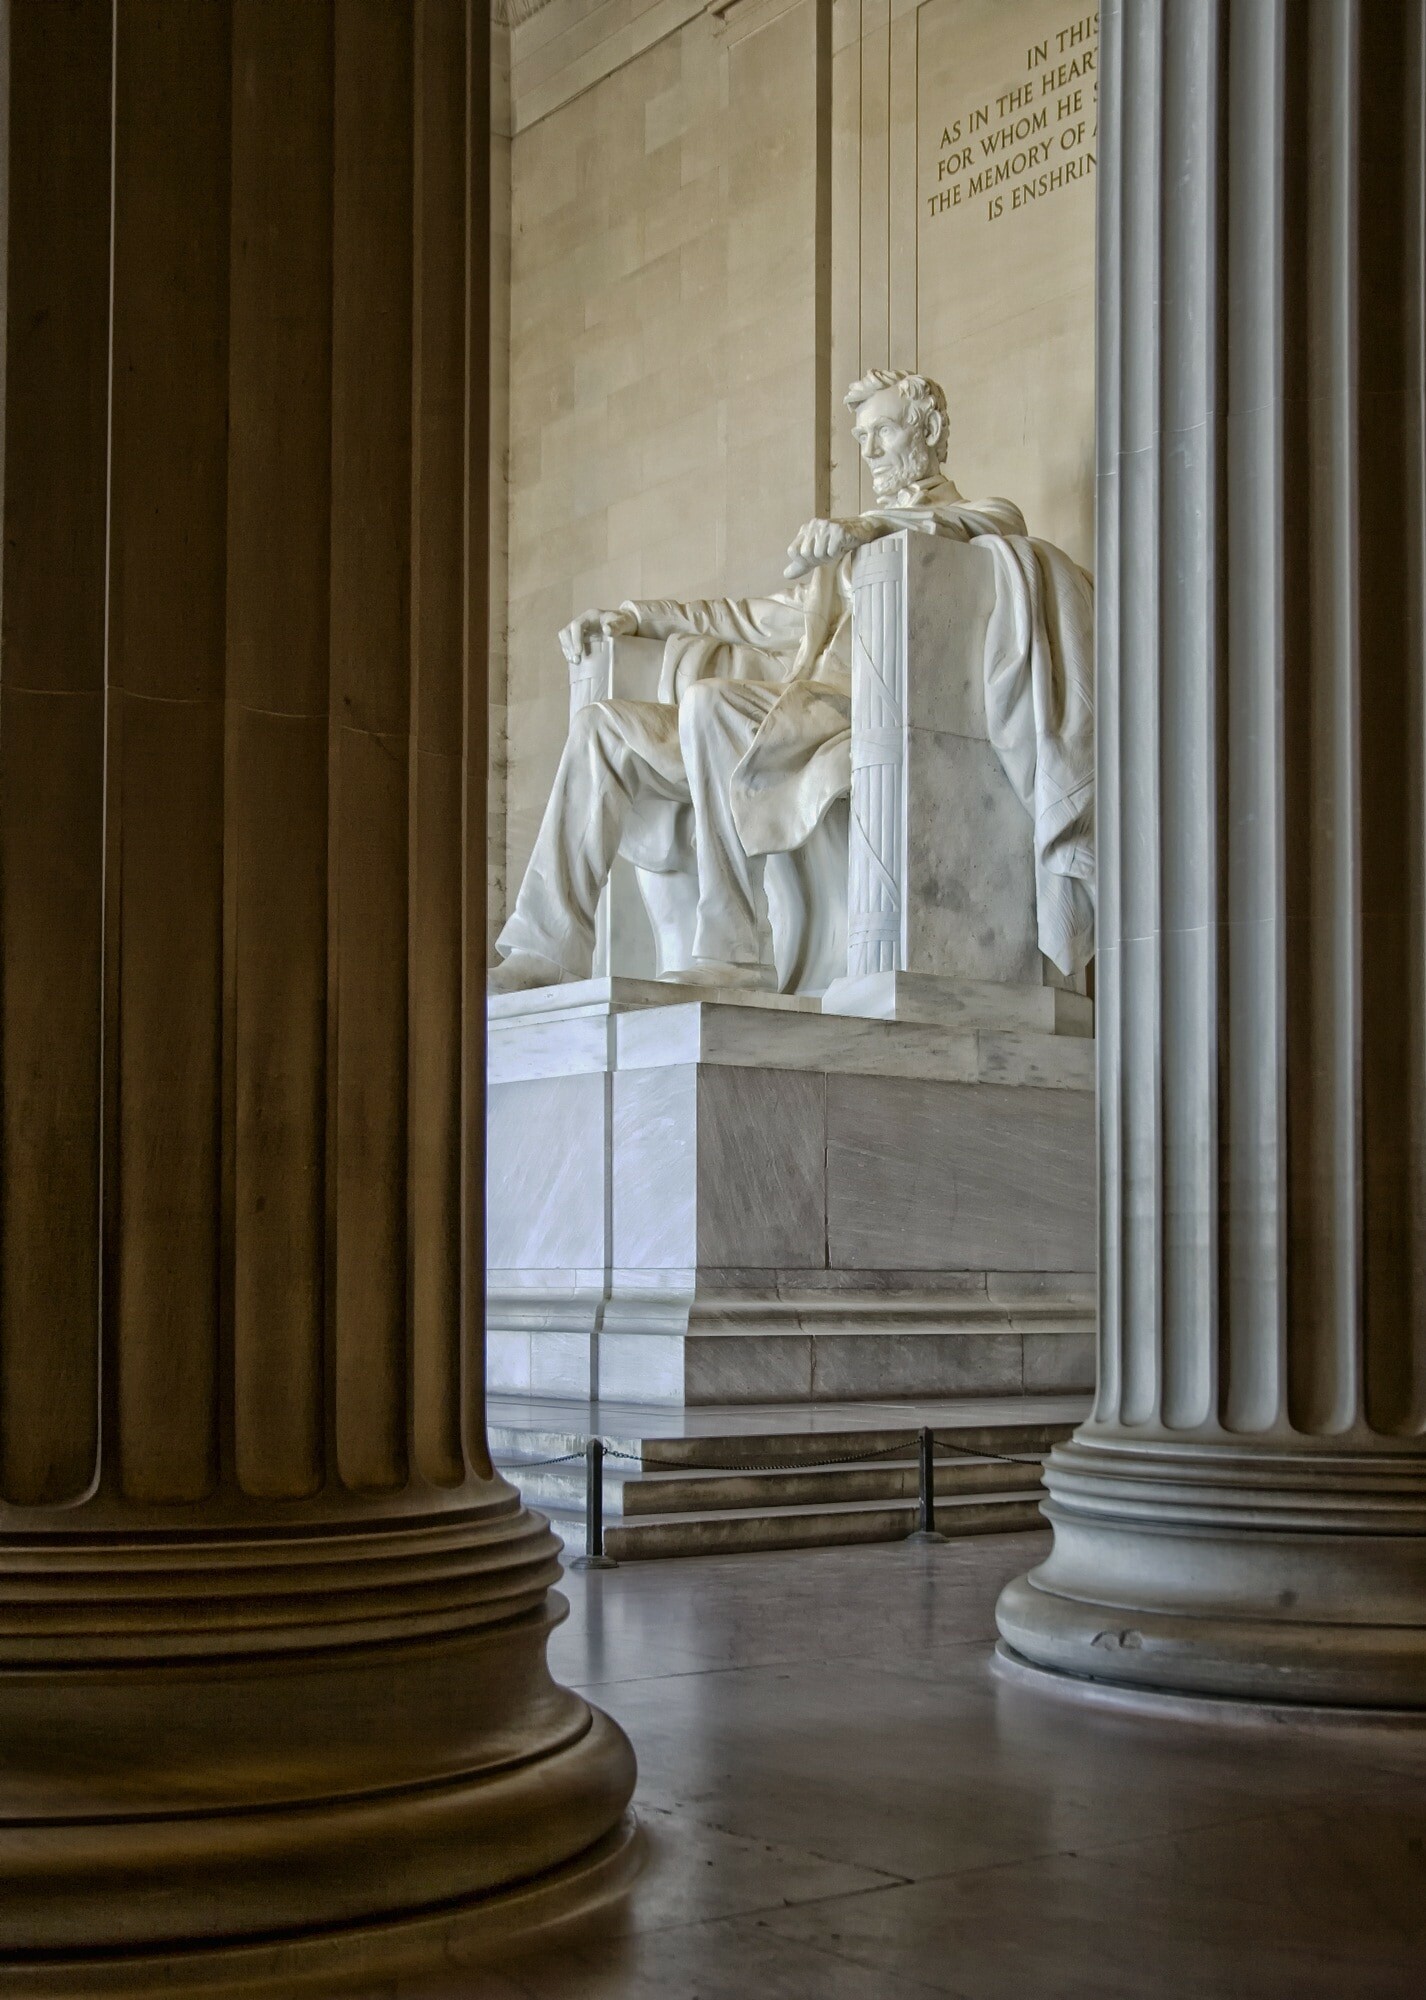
568, 700, 611, 748
677, 680, 727, 733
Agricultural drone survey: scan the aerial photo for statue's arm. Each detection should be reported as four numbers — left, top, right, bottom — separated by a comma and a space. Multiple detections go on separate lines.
784, 506, 971, 580
622, 594, 805, 647
559, 592, 802, 669
783, 512, 890, 581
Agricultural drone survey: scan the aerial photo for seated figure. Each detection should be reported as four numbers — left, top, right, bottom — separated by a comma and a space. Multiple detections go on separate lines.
492, 368, 1095, 995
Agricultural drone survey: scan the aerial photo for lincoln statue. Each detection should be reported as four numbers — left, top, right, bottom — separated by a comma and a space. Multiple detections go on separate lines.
490, 368, 1095, 996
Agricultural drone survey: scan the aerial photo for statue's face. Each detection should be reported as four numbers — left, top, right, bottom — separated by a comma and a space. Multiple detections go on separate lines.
851, 384, 940, 502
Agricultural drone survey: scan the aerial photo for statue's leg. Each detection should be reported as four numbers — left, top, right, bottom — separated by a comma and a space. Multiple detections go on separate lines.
675, 680, 782, 978
632, 859, 699, 978
496, 699, 686, 980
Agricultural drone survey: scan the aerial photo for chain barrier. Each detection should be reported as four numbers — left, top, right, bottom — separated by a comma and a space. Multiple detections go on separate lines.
489, 1450, 589, 1470
495, 1424, 1057, 1564
494, 1433, 1051, 1477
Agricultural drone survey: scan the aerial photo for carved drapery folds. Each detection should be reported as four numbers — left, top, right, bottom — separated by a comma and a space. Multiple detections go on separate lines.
847, 540, 907, 976
0, 0, 633, 1972
999, 0, 1426, 1705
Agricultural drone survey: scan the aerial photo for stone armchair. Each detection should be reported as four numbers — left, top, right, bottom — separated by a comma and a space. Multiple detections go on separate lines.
568, 631, 849, 994
575, 529, 1081, 1016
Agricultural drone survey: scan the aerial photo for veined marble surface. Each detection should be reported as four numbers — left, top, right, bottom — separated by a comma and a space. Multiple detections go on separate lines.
487, 994, 1094, 1407
822, 968, 1092, 1035
489, 991, 1094, 1091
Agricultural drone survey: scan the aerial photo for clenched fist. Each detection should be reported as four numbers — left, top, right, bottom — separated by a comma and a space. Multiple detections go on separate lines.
784, 517, 871, 581
559, 606, 639, 668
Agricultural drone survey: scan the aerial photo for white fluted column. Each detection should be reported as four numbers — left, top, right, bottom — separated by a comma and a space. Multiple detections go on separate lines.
998, 0, 1426, 1705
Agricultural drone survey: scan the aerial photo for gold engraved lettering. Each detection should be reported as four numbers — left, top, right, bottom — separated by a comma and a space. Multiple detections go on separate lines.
927, 10, 1099, 229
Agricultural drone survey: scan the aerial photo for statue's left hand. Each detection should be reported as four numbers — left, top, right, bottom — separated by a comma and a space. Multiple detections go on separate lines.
559, 605, 638, 668
784, 517, 869, 580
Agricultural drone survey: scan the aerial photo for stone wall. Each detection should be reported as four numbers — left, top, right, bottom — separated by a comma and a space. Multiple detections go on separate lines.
498, 0, 830, 921
490, 0, 1097, 941
831, 0, 1098, 559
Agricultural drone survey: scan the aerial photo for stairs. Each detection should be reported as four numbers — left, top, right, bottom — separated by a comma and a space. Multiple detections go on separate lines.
490, 1415, 1073, 1561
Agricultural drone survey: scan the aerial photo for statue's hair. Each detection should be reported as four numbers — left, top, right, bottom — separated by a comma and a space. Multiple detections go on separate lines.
844, 368, 949, 463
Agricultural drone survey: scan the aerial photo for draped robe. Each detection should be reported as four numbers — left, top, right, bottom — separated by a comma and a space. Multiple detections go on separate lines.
618, 476, 1096, 978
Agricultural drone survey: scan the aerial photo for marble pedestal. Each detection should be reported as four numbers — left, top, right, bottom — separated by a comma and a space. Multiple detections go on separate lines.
488, 980, 1094, 1406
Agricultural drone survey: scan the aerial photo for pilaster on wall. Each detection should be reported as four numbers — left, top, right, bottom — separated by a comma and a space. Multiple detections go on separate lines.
831, 0, 922, 519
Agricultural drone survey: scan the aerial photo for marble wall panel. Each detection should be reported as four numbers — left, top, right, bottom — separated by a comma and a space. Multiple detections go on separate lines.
684, 1334, 816, 1404
597, 1331, 700, 1405
487, 1071, 607, 1269
696, 1066, 828, 1271
810, 1328, 1023, 1399
612, 1064, 699, 1270
1022, 1327, 1096, 1392
826, 1073, 1093, 1270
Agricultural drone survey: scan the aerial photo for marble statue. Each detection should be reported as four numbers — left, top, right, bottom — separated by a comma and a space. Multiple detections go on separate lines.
490, 368, 1096, 995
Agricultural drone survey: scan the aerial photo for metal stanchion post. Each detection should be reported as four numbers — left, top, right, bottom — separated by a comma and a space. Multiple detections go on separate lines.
905, 1426, 947, 1544
569, 1437, 618, 1571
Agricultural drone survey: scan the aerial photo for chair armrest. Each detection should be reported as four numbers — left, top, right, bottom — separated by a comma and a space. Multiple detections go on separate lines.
568, 634, 665, 720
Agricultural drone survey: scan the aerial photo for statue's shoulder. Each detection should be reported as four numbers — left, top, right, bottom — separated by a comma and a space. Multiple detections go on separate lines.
954, 496, 1029, 539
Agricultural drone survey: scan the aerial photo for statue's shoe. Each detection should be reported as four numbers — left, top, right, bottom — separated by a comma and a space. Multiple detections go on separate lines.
656, 959, 776, 992
488, 951, 583, 995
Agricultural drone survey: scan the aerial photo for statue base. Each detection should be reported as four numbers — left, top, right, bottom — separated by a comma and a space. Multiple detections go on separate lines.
487, 979, 1094, 1407
821, 968, 1092, 1035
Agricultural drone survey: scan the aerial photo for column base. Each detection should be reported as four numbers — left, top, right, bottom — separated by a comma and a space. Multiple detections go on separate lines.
993, 1639, 1426, 1728
0, 1499, 637, 1973
995, 1433, 1426, 1708
0, 1804, 641, 1998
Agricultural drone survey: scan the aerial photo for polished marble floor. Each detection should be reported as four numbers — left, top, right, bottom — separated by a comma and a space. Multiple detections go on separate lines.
386, 1530, 1426, 1999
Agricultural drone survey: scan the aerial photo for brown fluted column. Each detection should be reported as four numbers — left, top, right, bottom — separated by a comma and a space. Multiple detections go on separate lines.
998, 0, 1426, 1706
0, 1, 633, 1982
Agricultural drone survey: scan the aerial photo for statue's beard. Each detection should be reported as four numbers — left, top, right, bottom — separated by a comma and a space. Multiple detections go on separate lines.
868, 437, 940, 502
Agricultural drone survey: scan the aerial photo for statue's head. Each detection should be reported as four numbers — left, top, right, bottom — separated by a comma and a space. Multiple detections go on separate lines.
844, 368, 949, 503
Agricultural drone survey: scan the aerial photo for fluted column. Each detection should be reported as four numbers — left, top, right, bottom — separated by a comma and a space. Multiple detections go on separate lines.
0, 1, 633, 1981
998, 0, 1426, 1706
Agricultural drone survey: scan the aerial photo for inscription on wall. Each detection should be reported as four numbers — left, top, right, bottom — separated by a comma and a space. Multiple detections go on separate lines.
910, 0, 1099, 566
926, 10, 1097, 226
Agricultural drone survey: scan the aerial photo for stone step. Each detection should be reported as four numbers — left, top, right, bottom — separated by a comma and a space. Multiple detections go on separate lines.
593, 1489, 1047, 1561
493, 1412, 1066, 1560
488, 1417, 1075, 1471
487, 1423, 645, 1463
635, 1418, 1074, 1468
511, 1452, 1039, 1518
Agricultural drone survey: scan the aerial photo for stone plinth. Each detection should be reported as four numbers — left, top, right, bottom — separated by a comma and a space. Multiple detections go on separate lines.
488, 980, 1094, 1406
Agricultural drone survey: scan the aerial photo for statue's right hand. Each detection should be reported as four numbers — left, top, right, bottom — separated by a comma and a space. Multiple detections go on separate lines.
560, 607, 638, 668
